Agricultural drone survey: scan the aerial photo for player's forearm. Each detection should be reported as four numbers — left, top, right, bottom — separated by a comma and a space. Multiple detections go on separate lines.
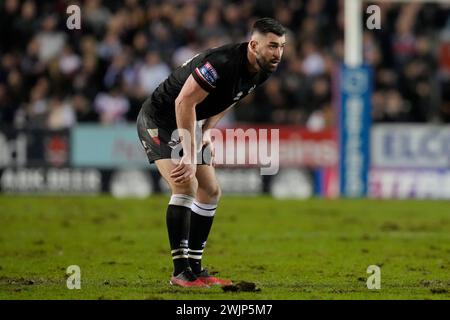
175, 101, 197, 162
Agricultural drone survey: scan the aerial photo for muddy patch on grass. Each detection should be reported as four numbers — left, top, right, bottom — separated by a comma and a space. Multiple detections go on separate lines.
91, 217, 106, 225
380, 222, 401, 231
111, 235, 122, 242
0, 277, 35, 286
222, 281, 261, 293
61, 220, 72, 228
100, 261, 133, 268
330, 288, 359, 294
407, 266, 429, 272
420, 280, 446, 287
32, 239, 45, 246
360, 234, 379, 241
0, 276, 62, 286
420, 280, 449, 294
430, 288, 448, 294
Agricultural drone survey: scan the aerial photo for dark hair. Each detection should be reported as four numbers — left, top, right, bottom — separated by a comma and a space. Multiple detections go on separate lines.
252, 18, 286, 36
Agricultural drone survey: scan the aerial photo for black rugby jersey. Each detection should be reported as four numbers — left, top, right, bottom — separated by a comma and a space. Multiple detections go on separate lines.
141, 42, 271, 129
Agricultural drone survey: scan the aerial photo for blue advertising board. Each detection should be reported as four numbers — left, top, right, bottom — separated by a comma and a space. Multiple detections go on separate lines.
72, 125, 148, 168
339, 65, 373, 197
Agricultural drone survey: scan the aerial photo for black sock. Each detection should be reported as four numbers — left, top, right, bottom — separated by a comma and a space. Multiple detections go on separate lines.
166, 195, 193, 276
188, 201, 216, 274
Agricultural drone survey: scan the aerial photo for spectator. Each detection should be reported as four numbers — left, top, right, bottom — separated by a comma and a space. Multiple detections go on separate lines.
59, 44, 81, 77
97, 30, 122, 61
0, 1, 448, 128
0, 83, 16, 125
137, 51, 171, 96
391, 7, 417, 70
13, 0, 37, 49
104, 51, 129, 89
47, 95, 76, 130
73, 54, 101, 100
382, 89, 411, 122
73, 93, 99, 123
94, 85, 130, 124
20, 38, 46, 80
0, 0, 20, 52
72, 93, 99, 123
83, 0, 111, 36
301, 41, 326, 76
35, 14, 66, 63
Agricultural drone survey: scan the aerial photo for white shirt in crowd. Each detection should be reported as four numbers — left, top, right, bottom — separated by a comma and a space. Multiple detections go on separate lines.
94, 92, 130, 124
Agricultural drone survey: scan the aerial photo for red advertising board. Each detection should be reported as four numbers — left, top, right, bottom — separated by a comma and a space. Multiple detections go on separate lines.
212, 125, 338, 168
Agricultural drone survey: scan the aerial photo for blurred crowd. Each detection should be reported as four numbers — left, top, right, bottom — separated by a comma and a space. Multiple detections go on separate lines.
0, 0, 449, 131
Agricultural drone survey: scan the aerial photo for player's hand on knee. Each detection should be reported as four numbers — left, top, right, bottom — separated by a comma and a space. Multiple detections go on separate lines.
170, 155, 197, 183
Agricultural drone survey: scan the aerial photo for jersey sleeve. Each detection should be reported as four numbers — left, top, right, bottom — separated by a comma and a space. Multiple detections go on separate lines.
191, 54, 228, 92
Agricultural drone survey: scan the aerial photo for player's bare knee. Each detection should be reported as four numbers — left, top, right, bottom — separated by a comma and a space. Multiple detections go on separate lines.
201, 184, 221, 203
171, 177, 198, 196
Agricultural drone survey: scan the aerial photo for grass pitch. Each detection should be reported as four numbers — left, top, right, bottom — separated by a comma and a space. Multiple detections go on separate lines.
0, 195, 449, 300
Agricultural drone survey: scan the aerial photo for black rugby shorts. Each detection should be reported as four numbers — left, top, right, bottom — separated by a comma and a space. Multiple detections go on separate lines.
137, 109, 213, 165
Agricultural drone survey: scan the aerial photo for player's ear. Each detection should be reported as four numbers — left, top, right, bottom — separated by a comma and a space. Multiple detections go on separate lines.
249, 39, 258, 54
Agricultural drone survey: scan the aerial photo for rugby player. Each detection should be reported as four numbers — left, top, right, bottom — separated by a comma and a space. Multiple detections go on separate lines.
137, 17, 286, 287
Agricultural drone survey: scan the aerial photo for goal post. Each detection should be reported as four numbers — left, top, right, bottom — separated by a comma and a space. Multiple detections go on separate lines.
339, 0, 446, 198
339, 0, 371, 198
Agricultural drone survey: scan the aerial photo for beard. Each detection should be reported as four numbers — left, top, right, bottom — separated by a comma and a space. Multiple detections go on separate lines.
256, 55, 280, 73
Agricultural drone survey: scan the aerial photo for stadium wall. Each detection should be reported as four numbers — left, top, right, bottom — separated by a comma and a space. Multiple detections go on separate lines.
2, 124, 449, 199
0, 125, 338, 199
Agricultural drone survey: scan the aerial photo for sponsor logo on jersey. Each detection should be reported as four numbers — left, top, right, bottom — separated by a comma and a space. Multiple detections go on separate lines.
147, 128, 160, 145
195, 61, 219, 88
